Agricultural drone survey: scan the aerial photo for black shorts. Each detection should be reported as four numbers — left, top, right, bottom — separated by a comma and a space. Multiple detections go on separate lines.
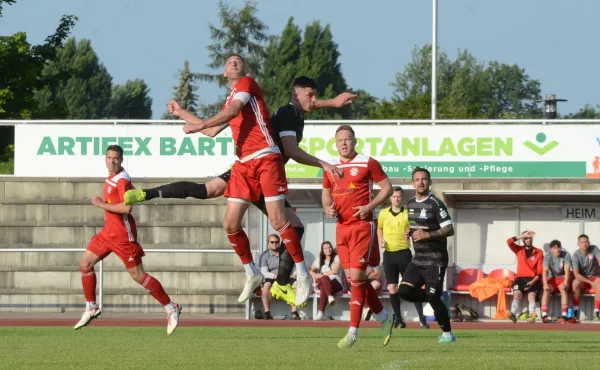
383, 249, 413, 285
513, 277, 541, 294
218, 169, 292, 215
401, 262, 446, 297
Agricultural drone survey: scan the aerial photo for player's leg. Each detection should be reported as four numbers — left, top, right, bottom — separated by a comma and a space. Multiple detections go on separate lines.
508, 278, 525, 323
422, 266, 455, 342
571, 279, 584, 321
74, 235, 109, 329
541, 279, 555, 322
399, 250, 427, 328
383, 251, 404, 328
124, 172, 229, 205
556, 278, 569, 321
592, 277, 600, 320
223, 161, 264, 303
261, 280, 274, 320
526, 289, 538, 323
125, 253, 181, 335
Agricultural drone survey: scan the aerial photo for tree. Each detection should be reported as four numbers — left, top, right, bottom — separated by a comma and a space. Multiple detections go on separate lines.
0, 10, 77, 154
383, 45, 542, 119
163, 60, 199, 119
259, 17, 302, 113
564, 104, 600, 119
197, 0, 268, 88
34, 37, 113, 119
0, 0, 16, 17
347, 88, 379, 119
108, 79, 152, 119
296, 21, 349, 119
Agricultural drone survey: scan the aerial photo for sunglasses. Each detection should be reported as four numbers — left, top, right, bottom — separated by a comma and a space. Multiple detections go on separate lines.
269, 240, 279, 244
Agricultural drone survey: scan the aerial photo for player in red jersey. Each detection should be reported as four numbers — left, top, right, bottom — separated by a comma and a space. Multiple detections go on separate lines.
74, 145, 182, 334
167, 54, 312, 306
321, 124, 395, 348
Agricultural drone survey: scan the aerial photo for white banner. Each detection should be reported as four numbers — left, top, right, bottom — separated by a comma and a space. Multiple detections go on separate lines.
13, 123, 600, 178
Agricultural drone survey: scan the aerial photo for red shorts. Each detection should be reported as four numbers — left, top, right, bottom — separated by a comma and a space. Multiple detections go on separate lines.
335, 221, 378, 271
224, 154, 288, 203
87, 234, 145, 269
547, 277, 568, 292
577, 276, 600, 291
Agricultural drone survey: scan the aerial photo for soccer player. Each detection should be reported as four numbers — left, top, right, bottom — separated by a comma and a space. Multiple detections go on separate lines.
377, 186, 428, 329
125, 73, 351, 306
398, 167, 456, 343
541, 239, 571, 323
168, 56, 351, 307
321, 124, 395, 348
571, 234, 600, 321
74, 145, 181, 334
505, 231, 543, 323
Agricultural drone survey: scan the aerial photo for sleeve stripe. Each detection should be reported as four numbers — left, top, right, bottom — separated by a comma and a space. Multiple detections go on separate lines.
440, 220, 453, 228
279, 131, 297, 137
232, 92, 251, 105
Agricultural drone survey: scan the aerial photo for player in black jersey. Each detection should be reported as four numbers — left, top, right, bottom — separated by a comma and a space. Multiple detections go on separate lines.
124, 76, 354, 306
398, 167, 456, 343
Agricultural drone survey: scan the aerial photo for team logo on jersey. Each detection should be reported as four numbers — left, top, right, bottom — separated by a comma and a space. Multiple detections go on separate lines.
440, 209, 447, 218
107, 187, 112, 194
559, 259, 564, 268
530, 256, 536, 261
588, 253, 594, 260
350, 167, 359, 176
419, 208, 427, 219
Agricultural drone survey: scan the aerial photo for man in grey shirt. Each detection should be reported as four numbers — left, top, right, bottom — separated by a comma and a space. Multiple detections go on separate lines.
571, 234, 600, 321
258, 234, 298, 320
541, 240, 572, 323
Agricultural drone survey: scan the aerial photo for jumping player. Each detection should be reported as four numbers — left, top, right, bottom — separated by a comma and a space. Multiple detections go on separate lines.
125, 74, 352, 306
74, 145, 181, 334
163, 55, 346, 306
398, 167, 456, 343
322, 124, 394, 348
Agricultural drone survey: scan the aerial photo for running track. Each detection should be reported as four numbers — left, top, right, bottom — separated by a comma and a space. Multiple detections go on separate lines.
0, 318, 598, 331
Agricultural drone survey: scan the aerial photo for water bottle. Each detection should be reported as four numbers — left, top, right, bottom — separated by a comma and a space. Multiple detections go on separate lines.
567, 307, 573, 319
250, 302, 255, 320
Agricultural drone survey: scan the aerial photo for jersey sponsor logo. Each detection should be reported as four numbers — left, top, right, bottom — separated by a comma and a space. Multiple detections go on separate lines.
440, 209, 447, 218
419, 208, 427, 219
350, 167, 359, 176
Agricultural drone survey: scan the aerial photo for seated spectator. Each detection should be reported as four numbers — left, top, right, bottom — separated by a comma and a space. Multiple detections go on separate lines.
571, 234, 600, 321
506, 231, 544, 323
259, 234, 299, 320
541, 239, 572, 323
310, 241, 342, 320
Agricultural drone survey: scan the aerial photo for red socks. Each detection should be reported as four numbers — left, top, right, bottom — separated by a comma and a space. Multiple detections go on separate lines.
595, 300, 600, 310
227, 229, 253, 264
276, 222, 304, 263
81, 269, 96, 302
365, 282, 384, 315
349, 280, 367, 329
140, 273, 171, 306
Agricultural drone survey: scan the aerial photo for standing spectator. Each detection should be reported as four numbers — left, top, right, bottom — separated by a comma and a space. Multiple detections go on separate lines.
258, 234, 299, 320
310, 241, 342, 320
541, 240, 571, 323
506, 231, 544, 323
377, 186, 427, 329
571, 234, 600, 321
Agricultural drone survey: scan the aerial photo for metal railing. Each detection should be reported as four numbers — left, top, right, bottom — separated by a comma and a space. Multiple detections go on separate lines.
0, 248, 251, 316
1, 118, 600, 126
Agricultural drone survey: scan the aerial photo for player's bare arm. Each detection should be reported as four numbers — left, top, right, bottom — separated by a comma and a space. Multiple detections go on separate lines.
573, 268, 593, 284
321, 187, 337, 219
91, 196, 132, 214
562, 263, 571, 288
280, 136, 342, 179
352, 177, 392, 219
542, 266, 550, 291
313, 92, 357, 109
170, 98, 244, 134
200, 123, 230, 138
166, 100, 228, 137
377, 227, 385, 248
420, 224, 455, 241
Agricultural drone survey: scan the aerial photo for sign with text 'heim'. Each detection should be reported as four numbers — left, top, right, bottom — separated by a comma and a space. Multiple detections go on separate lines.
14, 124, 600, 178
562, 207, 600, 221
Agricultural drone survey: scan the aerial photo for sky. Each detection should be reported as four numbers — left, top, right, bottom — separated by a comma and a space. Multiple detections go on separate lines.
1, 0, 599, 119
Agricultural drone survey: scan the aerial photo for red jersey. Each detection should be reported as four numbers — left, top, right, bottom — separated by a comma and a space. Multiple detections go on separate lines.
322, 153, 388, 226
223, 76, 279, 161
506, 237, 543, 278
99, 169, 137, 243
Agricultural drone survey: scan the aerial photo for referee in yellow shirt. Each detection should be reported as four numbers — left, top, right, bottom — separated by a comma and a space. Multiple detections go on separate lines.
377, 186, 428, 329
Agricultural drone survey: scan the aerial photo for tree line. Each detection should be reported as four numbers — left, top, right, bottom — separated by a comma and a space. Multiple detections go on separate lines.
1, 0, 599, 158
